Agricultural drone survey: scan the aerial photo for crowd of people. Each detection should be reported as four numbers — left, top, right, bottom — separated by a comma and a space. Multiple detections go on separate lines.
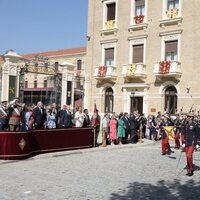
0, 98, 200, 176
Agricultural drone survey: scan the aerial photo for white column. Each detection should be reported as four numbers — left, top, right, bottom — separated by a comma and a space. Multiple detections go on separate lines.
122, 88, 128, 112
15, 65, 21, 98
1, 58, 10, 101
84, 75, 90, 109
61, 67, 67, 106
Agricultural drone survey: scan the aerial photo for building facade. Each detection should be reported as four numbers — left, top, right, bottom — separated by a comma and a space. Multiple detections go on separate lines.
0, 47, 86, 109
85, 0, 200, 115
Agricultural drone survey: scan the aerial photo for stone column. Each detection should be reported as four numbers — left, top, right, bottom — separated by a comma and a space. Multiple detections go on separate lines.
84, 75, 90, 109
61, 67, 68, 106
1, 58, 10, 101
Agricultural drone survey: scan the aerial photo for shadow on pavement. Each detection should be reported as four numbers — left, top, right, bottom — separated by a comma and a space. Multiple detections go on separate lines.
110, 179, 200, 200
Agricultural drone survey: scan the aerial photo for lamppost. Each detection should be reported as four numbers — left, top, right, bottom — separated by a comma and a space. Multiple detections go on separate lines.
19, 66, 25, 103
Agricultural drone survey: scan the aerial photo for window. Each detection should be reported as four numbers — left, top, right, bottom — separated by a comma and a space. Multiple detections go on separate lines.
25, 81, 28, 89
44, 80, 47, 88
132, 44, 144, 63
165, 86, 177, 114
105, 88, 114, 113
77, 60, 82, 70
135, 0, 145, 15
107, 3, 116, 21
105, 48, 114, 66
34, 80, 37, 88
55, 62, 59, 72
167, 0, 179, 9
165, 40, 177, 61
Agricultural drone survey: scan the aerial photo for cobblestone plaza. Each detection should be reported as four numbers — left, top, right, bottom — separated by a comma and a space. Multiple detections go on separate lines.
0, 140, 200, 200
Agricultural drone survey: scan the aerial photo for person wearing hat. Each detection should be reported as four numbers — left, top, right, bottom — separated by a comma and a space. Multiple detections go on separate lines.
8, 97, 22, 131
0, 101, 9, 130
182, 113, 199, 176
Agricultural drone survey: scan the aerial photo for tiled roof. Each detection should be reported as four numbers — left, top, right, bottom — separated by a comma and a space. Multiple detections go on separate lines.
21, 47, 86, 60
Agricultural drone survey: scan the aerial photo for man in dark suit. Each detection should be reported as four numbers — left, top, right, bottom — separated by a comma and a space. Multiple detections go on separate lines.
83, 109, 91, 127
33, 101, 47, 129
122, 112, 130, 143
59, 104, 72, 128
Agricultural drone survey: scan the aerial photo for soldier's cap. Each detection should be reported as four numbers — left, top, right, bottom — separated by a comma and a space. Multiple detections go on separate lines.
1, 100, 8, 103
187, 113, 194, 117
13, 97, 20, 101
163, 114, 170, 118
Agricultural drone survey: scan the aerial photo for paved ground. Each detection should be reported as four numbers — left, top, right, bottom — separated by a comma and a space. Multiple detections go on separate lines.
0, 139, 200, 200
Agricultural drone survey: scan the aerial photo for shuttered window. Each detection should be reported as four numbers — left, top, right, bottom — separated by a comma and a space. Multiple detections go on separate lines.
105, 48, 114, 66
77, 60, 82, 70
107, 3, 115, 21
135, 0, 145, 15
132, 45, 144, 63
165, 40, 177, 61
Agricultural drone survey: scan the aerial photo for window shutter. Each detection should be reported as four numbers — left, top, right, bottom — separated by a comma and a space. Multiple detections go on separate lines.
133, 45, 144, 63
165, 41, 177, 53
135, 0, 145, 7
105, 48, 114, 60
107, 3, 115, 21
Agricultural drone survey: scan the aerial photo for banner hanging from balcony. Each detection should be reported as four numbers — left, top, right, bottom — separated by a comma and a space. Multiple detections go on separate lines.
159, 61, 171, 74
127, 64, 136, 76
134, 15, 144, 24
166, 8, 178, 19
98, 66, 107, 77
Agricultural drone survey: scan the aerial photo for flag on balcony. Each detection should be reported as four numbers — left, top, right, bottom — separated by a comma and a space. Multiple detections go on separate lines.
98, 66, 107, 76
159, 61, 171, 74
163, 126, 174, 140
92, 101, 99, 127
127, 64, 136, 76
166, 8, 178, 19
134, 15, 144, 24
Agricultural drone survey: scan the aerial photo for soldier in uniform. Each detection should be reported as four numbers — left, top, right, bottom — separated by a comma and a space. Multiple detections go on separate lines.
173, 114, 181, 149
182, 113, 198, 176
0, 101, 8, 130
160, 114, 174, 155
8, 98, 22, 132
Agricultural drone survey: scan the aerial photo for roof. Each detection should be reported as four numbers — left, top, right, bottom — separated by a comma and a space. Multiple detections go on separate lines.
21, 47, 86, 60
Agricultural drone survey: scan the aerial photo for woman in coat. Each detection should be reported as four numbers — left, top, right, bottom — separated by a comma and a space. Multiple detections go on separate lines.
109, 114, 117, 145
117, 114, 125, 145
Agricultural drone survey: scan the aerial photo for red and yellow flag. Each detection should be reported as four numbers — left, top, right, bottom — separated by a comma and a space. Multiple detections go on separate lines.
163, 126, 174, 140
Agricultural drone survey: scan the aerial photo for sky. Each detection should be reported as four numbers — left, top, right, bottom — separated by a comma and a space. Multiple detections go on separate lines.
0, 0, 88, 55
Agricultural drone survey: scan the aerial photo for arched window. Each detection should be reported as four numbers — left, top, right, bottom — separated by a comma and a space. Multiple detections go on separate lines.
164, 86, 177, 114
105, 88, 114, 113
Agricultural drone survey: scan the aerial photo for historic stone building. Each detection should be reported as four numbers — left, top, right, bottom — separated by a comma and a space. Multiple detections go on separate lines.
85, 0, 200, 115
0, 47, 86, 108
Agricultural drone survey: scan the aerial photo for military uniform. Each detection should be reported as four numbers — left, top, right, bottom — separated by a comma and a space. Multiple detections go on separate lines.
160, 118, 174, 155
8, 103, 22, 132
0, 101, 8, 130
182, 114, 198, 176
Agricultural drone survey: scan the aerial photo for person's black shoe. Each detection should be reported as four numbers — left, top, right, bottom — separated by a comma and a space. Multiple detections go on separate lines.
162, 153, 166, 155
186, 171, 194, 176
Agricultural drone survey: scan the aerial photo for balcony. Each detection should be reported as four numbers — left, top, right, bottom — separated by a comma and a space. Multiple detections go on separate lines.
128, 15, 148, 32
121, 63, 147, 79
153, 61, 182, 79
160, 8, 183, 28
94, 65, 117, 80
101, 20, 118, 36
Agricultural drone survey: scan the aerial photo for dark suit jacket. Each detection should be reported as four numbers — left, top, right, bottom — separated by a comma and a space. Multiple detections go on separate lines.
60, 110, 72, 128
33, 107, 46, 128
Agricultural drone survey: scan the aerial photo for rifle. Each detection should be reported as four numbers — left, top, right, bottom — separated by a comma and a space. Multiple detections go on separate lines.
189, 104, 194, 113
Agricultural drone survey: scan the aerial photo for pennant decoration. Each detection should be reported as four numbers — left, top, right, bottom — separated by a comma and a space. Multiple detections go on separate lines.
134, 15, 144, 24
159, 61, 171, 74
127, 64, 136, 76
98, 66, 107, 77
